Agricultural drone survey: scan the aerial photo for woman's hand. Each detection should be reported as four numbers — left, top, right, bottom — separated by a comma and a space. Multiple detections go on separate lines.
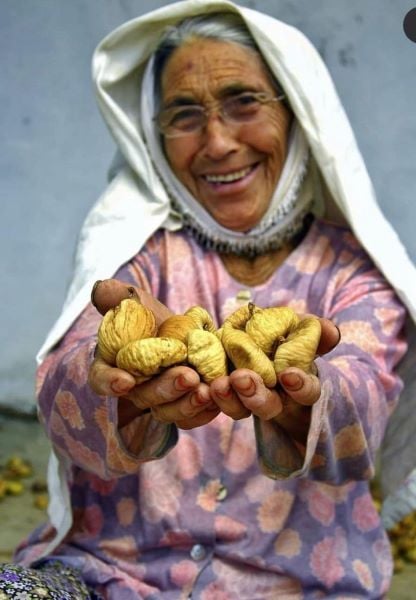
89, 279, 220, 429
89, 279, 340, 436
88, 359, 220, 428
91, 278, 172, 323
209, 367, 319, 444
210, 317, 340, 443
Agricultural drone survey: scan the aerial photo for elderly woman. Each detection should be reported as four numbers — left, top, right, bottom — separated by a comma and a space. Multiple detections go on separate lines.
3, 1, 416, 599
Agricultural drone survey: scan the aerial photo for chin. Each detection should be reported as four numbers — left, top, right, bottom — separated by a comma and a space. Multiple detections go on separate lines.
216, 212, 263, 232
215, 218, 250, 232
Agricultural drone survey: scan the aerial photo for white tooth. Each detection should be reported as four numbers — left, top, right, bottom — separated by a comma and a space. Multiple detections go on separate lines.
205, 167, 250, 183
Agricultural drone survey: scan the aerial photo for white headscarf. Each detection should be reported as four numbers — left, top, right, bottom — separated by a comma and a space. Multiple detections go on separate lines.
38, 0, 416, 546
140, 49, 314, 256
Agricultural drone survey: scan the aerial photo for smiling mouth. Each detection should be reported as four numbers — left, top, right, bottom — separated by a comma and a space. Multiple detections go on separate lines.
202, 165, 256, 184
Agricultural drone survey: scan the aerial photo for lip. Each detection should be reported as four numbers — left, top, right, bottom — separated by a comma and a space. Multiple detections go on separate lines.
199, 163, 260, 195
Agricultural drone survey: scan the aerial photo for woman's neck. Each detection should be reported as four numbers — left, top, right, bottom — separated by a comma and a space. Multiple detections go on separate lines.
219, 244, 293, 286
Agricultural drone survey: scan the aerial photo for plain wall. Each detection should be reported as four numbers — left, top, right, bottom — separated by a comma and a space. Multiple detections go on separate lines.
1, 0, 415, 412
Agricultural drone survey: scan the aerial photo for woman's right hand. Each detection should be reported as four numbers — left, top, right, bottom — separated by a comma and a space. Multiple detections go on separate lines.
88, 279, 220, 429
88, 358, 220, 428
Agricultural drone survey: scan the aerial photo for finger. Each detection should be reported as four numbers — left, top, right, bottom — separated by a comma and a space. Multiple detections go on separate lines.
176, 408, 221, 430
136, 288, 173, 325
91, 279, 135, 315
228, 369, 283, 420
210, 376, 251, 420
91, 278, 172, 325
151, 383, 215, 423
88, 357, 136, 397
317, 317, 341, 355
124, 366, 200, 410
279, 368, 321, 406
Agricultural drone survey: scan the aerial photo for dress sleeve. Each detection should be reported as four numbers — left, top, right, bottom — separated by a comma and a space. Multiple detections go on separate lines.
36, 261, 177, 480
255, 259, 408, 484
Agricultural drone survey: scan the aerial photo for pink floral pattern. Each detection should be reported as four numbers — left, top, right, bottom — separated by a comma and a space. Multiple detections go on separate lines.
197, 479, 222, 512
99, 535, 139, 562
116, 497, 137, 526
169, 560, 198, 587
274, 528, 301, 557
310, 528, 347, 588
223, 425, 257, 473
72, 504, 104, 538
214, 515, 246, 541
352, 559, 374, 591
373, 537, 393, 578
257, 490, 295, 532
340, 320, 384, 360
16, 220, 407, 598
211, 558, 302, 598
298, 484, 335, 526
55, 390, 85, 430
334, 423, 366, 460
140, 460, 183, 523
375, 306, 401, 335
244, 474, 276, 502
288, 234, 335, 274
352, 494, 380, 532
65, 344, 91, 386
175, 434, 202, 479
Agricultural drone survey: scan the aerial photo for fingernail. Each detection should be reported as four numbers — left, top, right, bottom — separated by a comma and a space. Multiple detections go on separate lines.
280, 373, 303, 391
194, 391, 211, 406
334, 325, 342, 345
111, 379, 131, 395
91, 280, 102, 307
219, 386, 232, 398
234, 376, 254, 393
325, 325, 342, 353
127, 286, 139, 300
174, 374, 194, 391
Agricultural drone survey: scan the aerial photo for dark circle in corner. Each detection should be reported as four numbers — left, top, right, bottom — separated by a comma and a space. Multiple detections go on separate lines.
403, 7, 416, 42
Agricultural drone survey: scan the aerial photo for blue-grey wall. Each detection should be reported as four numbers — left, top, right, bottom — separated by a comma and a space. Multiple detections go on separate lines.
2, 0, 416, 412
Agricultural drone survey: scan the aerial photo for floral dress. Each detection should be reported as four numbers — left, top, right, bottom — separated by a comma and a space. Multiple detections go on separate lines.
9, 219, 407, 599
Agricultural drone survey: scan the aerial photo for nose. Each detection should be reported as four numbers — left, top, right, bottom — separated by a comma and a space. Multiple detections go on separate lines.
200, 115, 239, 160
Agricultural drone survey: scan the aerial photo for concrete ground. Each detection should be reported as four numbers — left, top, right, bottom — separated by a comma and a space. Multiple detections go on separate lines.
0, 413, 416, 598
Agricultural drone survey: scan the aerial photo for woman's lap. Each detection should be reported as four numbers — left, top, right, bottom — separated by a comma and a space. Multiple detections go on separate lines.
0, 560, 95, 599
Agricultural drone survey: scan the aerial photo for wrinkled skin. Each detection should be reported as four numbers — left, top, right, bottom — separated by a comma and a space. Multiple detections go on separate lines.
89, 279, 340, 444
161, 39, 292, 232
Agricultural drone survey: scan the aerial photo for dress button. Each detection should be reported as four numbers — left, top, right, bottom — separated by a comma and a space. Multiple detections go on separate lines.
217, 484, 228, 501
190, 543, 206, 561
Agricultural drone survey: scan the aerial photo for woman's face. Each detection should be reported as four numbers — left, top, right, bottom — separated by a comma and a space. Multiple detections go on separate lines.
160, 38, 292, 232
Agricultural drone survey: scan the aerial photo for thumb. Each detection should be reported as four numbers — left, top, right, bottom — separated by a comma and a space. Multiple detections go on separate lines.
91, 279, 172, 325
88, 356, 136, 397
279, 368, 321, 406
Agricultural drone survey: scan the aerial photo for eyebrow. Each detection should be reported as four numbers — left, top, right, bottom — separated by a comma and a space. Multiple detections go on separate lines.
162, 96, 199, 110
218, 83, 259, 97
162, 83, 262, 110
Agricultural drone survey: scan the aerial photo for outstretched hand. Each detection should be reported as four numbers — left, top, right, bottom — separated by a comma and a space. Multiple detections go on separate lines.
89, 279, 220, 429
209, 317, 340, 442
88, 279, 340, 436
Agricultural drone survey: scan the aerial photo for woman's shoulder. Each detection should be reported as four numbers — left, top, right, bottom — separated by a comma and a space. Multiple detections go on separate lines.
309, 217, 365, 255
133, 227, 213, 273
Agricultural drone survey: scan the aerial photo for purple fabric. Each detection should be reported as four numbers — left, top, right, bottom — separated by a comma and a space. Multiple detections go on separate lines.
15, 220, 407, 598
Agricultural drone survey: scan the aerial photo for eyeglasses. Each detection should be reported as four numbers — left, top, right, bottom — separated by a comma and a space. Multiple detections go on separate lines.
155, 91, 285, 138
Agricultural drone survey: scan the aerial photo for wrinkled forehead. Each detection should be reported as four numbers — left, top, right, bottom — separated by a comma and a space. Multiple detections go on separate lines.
160, 38, 278, 103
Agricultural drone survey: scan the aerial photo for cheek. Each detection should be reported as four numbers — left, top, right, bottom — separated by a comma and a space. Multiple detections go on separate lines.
164, 140, 195, 182
265, 119, 291, 169
245, 111, 291, 158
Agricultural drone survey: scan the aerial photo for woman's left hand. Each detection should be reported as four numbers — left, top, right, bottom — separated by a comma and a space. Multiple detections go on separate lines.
210, 367, 319, 419
210, 316, 340, 443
